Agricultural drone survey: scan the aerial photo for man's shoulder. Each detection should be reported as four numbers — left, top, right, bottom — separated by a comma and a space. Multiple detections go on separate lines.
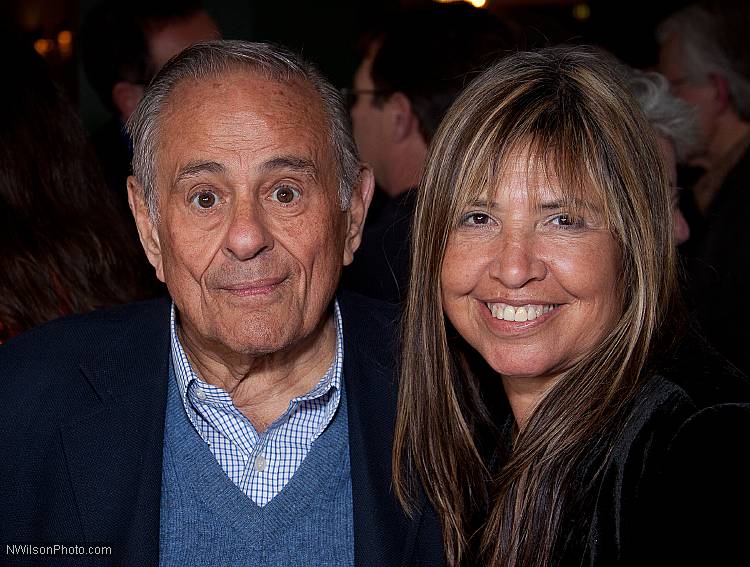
0, 298, 171, 400
2, 297, 170, 356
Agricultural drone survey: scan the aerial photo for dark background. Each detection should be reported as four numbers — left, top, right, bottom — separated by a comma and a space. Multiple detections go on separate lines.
3, 0, 693, 131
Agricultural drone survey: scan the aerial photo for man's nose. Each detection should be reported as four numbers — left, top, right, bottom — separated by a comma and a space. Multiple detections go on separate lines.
223, 198, 274, 261
487, 229, 546, 289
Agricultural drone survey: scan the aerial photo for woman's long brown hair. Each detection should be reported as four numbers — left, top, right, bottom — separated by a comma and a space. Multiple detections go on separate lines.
393, 46, 682, 566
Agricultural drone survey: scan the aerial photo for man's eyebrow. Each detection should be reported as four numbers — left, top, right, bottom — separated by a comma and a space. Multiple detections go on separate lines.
259, 155, 318, 178
175, 161, 225, 183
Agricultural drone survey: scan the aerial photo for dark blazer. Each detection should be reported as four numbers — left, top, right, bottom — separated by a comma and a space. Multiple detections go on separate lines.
341, 188, 417, 305
0, 292, 444, 567
683, 147, 750, 376
531, 334, 750, 566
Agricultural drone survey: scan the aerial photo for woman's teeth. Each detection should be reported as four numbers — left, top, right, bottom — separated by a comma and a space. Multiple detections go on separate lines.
485, 302, 558, 322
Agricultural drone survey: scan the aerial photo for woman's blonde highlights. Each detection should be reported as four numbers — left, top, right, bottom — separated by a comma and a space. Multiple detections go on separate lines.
394, 46, 680, 566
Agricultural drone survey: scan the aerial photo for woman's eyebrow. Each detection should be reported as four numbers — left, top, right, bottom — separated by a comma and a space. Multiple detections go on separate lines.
468, 199, 500, 210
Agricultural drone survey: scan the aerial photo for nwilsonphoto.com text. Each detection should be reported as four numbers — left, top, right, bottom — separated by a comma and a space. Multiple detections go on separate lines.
6, 544, 112, 557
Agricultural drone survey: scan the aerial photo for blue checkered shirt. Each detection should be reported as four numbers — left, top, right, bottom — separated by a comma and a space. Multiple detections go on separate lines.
169, 302, 344, 506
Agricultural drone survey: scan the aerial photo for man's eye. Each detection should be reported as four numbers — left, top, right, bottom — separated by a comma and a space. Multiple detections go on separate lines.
191, 190, 218, 209
270, 185, 301, 204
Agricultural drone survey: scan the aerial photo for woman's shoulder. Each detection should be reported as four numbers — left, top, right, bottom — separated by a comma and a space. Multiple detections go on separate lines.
645, 327, 750, 411
617, 329, 750, 459
584, 332, 750, 565
622, 334, 750, 565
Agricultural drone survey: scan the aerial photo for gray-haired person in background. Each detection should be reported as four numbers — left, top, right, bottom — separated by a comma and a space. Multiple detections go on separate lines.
626, 68, 700, 245
657, 0, 750, 375
0, 40, 444, 567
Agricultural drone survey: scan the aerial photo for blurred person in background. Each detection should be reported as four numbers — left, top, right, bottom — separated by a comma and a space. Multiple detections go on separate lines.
341, 3, 518, 303
657, 0, 750, 374
81, 0, 220, 211
0, 41, 151, 344
626, 68, 700, 245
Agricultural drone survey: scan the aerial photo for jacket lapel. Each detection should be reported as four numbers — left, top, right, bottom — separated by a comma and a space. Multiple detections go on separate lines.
60, 299, 171, 564
339, 292, 426, 567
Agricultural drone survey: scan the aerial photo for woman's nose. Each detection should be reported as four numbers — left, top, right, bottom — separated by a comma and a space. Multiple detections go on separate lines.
487, 230, 547, 288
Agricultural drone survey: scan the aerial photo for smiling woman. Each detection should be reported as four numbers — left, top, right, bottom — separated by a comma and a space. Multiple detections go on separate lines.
394, 46, 750, 567
441, 153, 622, 409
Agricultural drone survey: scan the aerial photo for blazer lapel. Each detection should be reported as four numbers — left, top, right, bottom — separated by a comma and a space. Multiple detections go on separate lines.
60, 299, 171, 564
339, 293, 426, 567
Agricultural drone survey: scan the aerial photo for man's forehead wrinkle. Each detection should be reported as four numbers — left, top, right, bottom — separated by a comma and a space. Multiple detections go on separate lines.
260, 156, 319, 178
175, 160, 225, 182
153, 70, 336, 194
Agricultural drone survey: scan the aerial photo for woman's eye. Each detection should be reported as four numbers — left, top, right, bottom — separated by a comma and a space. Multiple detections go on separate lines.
550, 214, 584, 228
191, 190, 218, 209
460, 212, 495, 226
270, 185, 301, 204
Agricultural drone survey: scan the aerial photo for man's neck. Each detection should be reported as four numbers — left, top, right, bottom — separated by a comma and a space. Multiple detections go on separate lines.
178, 313, 337, 432
379, 137, 427, 199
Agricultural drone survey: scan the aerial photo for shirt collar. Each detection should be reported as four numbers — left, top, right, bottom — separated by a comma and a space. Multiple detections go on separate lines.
169, 301, 344, 410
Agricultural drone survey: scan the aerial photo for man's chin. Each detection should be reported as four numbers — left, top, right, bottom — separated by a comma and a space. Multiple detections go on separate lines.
203, 319, 302, 356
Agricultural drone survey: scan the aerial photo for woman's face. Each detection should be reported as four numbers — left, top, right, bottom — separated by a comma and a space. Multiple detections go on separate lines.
441, 155, 622, 390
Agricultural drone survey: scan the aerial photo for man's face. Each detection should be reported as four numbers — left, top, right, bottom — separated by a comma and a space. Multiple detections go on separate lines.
658, 33, 719, 148
132, 71, 366, 357
147, 10, 220, 71
350, 50, 387, 184
657, 135, 690, 245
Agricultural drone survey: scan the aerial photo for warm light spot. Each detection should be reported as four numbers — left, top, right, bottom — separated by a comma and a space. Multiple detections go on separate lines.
433, 0, 487, 6
57, 30, 72, 46
33, 38, 54, 56
57, 30, 73, 58
573, 3, 591, 21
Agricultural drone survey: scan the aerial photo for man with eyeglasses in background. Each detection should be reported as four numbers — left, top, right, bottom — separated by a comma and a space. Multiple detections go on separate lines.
341, 3, 518, 304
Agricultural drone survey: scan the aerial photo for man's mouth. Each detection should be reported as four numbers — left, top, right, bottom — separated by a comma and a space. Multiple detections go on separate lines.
219, 276, 287, 295
485, 302, 561, 322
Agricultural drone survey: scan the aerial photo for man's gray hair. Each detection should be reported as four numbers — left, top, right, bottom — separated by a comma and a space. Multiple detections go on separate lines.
627, 69, 701, 162
127, 40, 361, 220
657, 4, 750, 120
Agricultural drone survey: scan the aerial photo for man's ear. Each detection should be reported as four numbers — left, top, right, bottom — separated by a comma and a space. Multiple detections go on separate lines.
127, 176, 165, 282
112, 81, 145, 122
385, 91, 419, 143
342, 166, 375, 266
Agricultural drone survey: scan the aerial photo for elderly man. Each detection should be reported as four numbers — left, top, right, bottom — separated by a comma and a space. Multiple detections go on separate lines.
0, 41, 443, 566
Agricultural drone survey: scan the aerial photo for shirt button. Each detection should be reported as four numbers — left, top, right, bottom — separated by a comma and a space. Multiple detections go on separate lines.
195, 388, 207, 401
254, 454, 267, 472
